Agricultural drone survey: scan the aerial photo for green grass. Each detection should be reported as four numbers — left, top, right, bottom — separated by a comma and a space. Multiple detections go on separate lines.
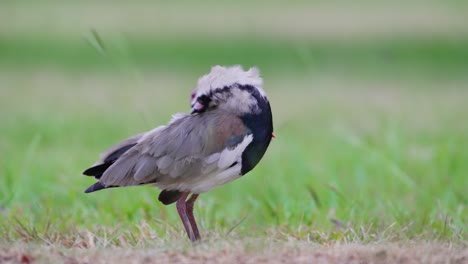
1, 36, 468, 79
1, 70, 466, 246
0, 1, 467, 262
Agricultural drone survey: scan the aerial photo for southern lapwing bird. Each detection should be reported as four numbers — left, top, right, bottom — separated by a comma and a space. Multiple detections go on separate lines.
83, 65, 274, 242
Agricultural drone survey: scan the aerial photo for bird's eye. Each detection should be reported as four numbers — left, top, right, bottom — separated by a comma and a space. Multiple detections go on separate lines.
190, 92, 196, 100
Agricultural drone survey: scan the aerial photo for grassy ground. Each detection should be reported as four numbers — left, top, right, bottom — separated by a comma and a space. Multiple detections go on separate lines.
1, 1, 467, 263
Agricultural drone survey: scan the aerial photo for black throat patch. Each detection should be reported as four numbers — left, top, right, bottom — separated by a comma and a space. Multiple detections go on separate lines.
237, 85, 274, 175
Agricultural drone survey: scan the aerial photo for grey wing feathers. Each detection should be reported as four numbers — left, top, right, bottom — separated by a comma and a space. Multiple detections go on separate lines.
99, 114, 213, 187
89, 111, 249, 191
83, 133, 143, 178
95, 133, 144, 165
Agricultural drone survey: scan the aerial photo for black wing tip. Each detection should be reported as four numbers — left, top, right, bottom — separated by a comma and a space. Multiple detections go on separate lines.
82, 165, 101, 176
84, 182, 106, 193
82, 168, 95, 176
82, 163, 113, 178
84, 182, 119, 193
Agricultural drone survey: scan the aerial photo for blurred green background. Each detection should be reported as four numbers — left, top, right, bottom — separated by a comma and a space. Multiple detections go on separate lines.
0, 1, 466, 244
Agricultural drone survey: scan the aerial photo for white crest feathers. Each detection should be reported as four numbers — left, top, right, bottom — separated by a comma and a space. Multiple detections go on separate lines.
195, 65, 266, 97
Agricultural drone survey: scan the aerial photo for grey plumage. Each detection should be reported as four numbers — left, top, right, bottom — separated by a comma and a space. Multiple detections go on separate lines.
85, 110, 248, 193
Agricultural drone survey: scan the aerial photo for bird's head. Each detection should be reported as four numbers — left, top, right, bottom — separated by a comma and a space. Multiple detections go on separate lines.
190, 65, 268, 115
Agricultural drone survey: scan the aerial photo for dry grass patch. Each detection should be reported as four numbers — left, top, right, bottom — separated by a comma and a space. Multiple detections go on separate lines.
1, 240, 466, 264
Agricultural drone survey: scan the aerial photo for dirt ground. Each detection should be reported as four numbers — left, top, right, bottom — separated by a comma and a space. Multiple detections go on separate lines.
1, 241, 466, 264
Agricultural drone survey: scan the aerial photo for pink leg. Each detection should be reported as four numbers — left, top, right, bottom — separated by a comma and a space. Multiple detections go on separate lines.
185, 193, 200, 240
176, 192, 197, 242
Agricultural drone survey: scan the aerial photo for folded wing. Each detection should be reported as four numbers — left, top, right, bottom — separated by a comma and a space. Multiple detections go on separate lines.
83, 110, 251, 197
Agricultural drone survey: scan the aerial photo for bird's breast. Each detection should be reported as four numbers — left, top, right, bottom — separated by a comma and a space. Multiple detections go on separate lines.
240, 100, 273, 175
